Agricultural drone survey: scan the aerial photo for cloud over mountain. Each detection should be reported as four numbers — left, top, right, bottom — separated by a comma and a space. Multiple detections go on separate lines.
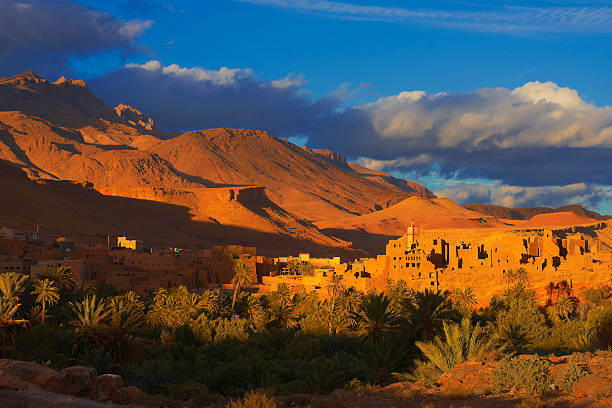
310, 81, 612, 189
436, 182, 609, 209
0, 0, 151, 77
89, 60, 340, 134
89, 61, 612, 210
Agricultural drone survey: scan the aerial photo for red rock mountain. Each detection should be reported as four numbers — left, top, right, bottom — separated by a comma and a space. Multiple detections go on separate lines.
465, 204, 610, 221
0, 71, 434, 254
0, 160, 350, 256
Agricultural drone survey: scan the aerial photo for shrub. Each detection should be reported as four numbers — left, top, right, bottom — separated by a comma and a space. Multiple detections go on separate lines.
584, 305, 612, 349
555, 363, 589, 392
160, 381, 209, 401
513, 398, 554, 408
230, 391, 276, 408
412, 318, 493, 383
490, 355, 551, 395
213, 316, 251, 343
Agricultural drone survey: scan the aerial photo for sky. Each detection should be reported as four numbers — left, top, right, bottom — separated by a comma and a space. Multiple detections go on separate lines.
1, 0, 611, 213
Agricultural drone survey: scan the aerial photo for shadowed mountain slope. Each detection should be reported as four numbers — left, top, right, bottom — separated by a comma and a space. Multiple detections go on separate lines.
0, 160, 354, 256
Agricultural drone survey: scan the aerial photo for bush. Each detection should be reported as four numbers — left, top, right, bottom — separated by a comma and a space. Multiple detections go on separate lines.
584, 305, 612, 349
555, 363, 589, 392
160, 381, 209, 401
490, 355, 551, 395
412, 318, 493, 383
230, 391, 276, 408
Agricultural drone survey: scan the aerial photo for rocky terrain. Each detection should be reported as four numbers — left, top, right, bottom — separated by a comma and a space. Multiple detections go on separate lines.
1, 352, 611, 407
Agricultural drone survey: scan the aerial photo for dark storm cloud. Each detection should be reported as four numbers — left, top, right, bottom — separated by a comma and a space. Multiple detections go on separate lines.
0, 0, 151, 77
89, 60, 340, 135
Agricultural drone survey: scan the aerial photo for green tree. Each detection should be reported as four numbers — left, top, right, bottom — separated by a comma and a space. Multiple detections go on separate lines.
554, 296, 576, 321
43, 266, 76, 292
0, 272, 27, 302
106, 297, 148, 372
231, 262, 253, 312
325, 274, 345, 334
403, 289, 459, 341
448, 287, 477, 314
69, 295, 111, 352
351, 292, 402, 342
31, 279, 59, 324
266, 284, 297, 329
494, 321, 531, 353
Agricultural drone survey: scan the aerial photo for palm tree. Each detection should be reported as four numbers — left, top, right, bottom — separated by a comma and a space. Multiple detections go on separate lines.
0, 272, 27, 302
231, 262, 253, 312
413, 318, 493, 382
32, 279, 59, 324
555, 296, 576, 321
0, 297, 26, 326
107, 298, 148, 372
403, 289, 459, 341
326, 274, 345, 312
556, 280, 572, 300
0, 297, 27, 354
266, 285, 297, 329
515, 267, 528, 285
351, 292, 402, 341
386, 279, 417, 315
44, 266, 76, 291
494, 321, 531, 353
69, 295, 111, 352
181, 292, 208, 319
449, 287, 477, 313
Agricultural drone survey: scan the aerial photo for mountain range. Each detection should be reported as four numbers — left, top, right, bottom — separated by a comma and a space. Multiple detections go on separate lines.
0, 71, 607, 256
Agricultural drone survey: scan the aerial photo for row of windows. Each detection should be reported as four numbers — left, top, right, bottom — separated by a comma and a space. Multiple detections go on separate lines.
393, 256, 421, 261
392, 262, 421, 269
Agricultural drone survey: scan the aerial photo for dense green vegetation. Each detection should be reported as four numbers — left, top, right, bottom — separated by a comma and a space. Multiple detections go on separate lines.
0, 265, 611, 401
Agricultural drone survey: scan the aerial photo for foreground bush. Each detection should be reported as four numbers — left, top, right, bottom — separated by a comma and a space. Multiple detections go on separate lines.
555, 363, 589, 392
490, 355, 551, 394
412, 318, 493, 382
230, 391, 276, 408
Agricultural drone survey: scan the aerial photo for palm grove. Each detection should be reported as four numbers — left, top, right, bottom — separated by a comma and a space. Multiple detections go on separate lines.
0, 262, 611, 400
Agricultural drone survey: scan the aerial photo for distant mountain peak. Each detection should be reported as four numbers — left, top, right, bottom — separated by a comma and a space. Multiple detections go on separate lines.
0, 70, 47, 86
53, 76, 87, 88
114, 103, 157, 131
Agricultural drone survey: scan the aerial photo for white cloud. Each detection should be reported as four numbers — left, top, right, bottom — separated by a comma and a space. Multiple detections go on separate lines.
125, 60, 253, 86
271, 73, 306, 89
235, 0, 612, 34
511, 81, 586, 109
436, 182, 609, 209
118, 19, 154, 38
355, 154, 432, 171
349, 81, 612, 149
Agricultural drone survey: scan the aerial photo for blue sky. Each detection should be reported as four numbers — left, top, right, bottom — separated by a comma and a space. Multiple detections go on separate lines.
76, 0, 612, 105
1, 0, 611, 213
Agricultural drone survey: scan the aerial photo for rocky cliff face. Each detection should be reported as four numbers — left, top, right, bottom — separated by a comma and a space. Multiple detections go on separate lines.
302, 147, 351, 169
114, 103, 157, 131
